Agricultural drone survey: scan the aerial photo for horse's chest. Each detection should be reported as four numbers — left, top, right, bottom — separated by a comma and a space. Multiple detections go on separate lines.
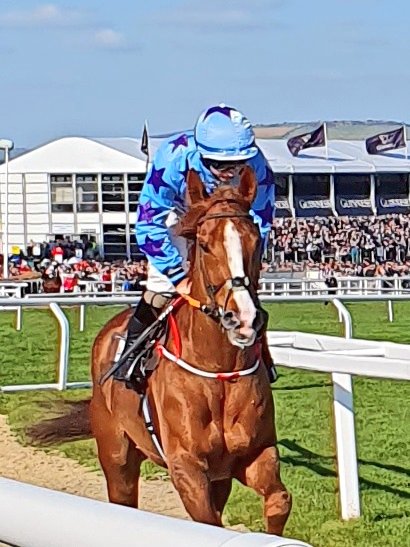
205, 389, 271, 457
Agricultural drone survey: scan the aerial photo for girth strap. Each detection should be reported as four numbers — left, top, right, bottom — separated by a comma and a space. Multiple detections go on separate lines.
141, 395, 167, 463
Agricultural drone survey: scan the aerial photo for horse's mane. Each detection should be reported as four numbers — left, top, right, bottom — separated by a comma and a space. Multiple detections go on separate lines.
176, 185, 251, 239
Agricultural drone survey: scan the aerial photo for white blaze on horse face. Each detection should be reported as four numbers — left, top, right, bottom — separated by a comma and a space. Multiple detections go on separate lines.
223, 221, 257, 344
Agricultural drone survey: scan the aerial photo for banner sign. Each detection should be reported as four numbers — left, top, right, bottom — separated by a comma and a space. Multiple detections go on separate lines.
274, 198, 292, 217
294, 196, 332, 217
335, 195, 373, 216
377, 195, 410, 214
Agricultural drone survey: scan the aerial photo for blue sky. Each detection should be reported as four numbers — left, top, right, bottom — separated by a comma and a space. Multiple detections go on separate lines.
1, 0, 410, 148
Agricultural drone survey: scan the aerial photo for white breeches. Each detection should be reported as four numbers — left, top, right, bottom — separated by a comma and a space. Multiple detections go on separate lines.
145, 211, 188, 293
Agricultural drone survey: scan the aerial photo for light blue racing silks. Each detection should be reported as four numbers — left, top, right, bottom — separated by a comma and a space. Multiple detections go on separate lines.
135, 132, 275, 285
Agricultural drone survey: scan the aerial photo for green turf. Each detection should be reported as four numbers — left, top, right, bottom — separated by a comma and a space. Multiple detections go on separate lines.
0, 302, 409, 546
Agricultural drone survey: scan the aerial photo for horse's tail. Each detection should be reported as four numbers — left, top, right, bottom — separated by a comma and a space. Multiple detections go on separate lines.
27, 399, 92, 446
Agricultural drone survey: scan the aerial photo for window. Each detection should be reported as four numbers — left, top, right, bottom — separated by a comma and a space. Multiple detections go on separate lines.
103, 224, 128, 260
76, 174, 98, 213
50, 174, 73, 213
102, 174, 125, 212
128, 173, 145, 211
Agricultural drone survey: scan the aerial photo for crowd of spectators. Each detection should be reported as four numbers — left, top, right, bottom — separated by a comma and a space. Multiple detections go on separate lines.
3, 214, 410, 291
1, 236, 148, 293
267, 214, 410, 278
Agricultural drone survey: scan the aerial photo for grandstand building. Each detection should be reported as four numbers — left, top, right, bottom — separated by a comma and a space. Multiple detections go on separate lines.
1, 135, 410, 259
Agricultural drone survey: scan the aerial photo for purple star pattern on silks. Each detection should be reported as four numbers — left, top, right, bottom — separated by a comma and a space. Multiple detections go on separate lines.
140, 236, 166, 257
137, 201, 157, 223
203, 105, 235, 120
147, 167, 167, 194
170, 134, 189, 152
256, 201, 275, 223
260, 168, 275, 186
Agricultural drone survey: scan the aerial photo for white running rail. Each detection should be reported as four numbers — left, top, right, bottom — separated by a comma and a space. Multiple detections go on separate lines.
0, 478, 311, 547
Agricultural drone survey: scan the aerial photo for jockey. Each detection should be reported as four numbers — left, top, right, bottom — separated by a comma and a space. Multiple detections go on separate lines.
114, 104, 277, 384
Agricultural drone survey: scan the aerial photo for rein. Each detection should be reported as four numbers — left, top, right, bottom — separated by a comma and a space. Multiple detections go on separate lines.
156, 297, 261, 381
183, 208, 255, 319
156, 206, 260, 381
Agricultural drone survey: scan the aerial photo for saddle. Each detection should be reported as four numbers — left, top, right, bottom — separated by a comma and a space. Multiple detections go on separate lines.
100, 298, 179, 392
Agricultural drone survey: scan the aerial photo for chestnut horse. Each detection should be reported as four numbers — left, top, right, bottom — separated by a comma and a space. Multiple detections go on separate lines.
41, 271, 62, 293
90, 167, 291, 533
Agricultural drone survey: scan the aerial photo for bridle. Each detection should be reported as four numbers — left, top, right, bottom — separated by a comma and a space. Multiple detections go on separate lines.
182, 203, 259, 330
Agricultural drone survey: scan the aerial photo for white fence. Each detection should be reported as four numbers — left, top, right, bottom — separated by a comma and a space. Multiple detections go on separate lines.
4, 274, 410, 297
0, 294, 409, 524
259, 274, 410, 297
0, 478, 311, 547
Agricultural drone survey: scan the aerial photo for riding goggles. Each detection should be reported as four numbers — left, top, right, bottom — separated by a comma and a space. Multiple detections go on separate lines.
202, 158, 247, 173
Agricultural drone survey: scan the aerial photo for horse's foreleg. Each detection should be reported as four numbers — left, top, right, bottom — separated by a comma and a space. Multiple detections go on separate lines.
168, 455, 222, 526
236, 446, 291, 535
98, 431, 144, 508
91, 400, 144, 508
212, 478, 232, 521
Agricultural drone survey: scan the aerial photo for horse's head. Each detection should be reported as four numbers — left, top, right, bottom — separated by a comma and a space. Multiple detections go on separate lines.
177, 166, 263, 348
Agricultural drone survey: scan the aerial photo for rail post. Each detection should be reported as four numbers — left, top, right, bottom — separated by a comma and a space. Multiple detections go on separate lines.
330, 298, 360, 519
49, 303, 70, 391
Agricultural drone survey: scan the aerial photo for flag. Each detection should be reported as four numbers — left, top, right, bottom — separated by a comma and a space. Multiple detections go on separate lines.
140, 122, 149, 157
365, 126, 406, 155
287, 124, 326, 157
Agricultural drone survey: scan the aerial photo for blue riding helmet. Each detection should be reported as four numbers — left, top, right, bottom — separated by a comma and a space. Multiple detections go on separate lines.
194, 103, 258, 161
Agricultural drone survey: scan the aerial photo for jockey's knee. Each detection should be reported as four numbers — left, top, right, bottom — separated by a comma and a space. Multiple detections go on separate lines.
143, 290, 172, 310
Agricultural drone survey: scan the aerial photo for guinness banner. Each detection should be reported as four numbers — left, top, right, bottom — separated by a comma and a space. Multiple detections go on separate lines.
274, 198, 292, 217
294, 196, 332, 217
377, 196, 410, 214
293, 174, 332, 217
335, 195, 373, 216
376, 173, 410, 214
334, 174, 373, 216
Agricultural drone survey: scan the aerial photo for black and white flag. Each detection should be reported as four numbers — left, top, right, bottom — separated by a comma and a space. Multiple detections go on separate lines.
365, 127, 406, 155
287, 124, 326, 157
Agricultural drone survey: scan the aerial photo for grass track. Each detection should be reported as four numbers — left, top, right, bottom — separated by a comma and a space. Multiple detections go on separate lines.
0, 302, 409, 546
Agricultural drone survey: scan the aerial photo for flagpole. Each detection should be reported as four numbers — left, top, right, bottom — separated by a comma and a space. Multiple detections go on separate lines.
403, 124, 408, 160
324, 122, 328, 160
145, 120, 150, 173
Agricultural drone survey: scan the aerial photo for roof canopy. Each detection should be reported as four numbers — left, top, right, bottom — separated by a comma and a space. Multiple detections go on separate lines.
3, 136, 410, 175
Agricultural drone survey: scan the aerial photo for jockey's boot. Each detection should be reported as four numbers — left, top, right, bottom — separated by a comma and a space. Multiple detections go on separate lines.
113, 298, 157, 383
260, 331, 278, 384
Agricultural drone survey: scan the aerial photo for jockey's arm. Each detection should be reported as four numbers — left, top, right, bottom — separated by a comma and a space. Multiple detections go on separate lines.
247, 149, 275, 253
135, 142, 187, 287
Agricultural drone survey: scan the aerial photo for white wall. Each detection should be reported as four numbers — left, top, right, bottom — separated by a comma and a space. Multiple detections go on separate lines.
0, 137, 148, 253
0, 137, 147, 174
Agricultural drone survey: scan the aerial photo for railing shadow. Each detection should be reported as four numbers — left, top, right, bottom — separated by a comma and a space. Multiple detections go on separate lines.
279, 438, 410, 501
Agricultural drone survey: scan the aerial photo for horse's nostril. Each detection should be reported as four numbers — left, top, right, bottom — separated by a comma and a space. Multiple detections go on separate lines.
221, 311, 241, 330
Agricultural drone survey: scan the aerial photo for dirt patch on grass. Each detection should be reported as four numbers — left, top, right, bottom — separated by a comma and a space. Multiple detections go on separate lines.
0, 414, 189, 519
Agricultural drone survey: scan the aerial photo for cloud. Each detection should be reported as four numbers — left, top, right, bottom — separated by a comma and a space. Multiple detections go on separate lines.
91, 28, 130, 50
0, 4, 136, 51
0, 4, 87, 28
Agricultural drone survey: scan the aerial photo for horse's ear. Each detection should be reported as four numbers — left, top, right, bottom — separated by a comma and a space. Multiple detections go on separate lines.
238, 165, 257, 205
186, 169, 209, 206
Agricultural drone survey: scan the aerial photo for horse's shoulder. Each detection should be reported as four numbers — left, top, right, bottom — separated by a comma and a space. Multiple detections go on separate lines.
98, 308, 133, 338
